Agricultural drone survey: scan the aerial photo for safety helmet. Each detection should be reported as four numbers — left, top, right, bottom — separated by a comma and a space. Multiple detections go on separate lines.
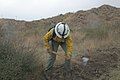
55, 22, 70, 38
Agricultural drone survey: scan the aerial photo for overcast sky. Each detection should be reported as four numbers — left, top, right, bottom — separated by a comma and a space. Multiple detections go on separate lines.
0, 0, 120, 21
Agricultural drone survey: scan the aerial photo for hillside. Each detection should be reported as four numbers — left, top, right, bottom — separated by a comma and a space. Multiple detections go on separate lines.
0, 4, 120, 80
0, 4, 120, 52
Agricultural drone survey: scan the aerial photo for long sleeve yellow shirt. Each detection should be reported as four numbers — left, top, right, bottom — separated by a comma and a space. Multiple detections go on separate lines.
43, 28, 73, 55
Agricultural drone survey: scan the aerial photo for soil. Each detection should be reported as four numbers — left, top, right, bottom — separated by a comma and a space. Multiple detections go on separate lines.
41, 46, 120, 80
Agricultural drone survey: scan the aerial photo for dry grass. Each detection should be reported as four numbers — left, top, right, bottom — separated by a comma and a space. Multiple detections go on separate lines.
0, 5, 120, 80
0, 36, 45, 80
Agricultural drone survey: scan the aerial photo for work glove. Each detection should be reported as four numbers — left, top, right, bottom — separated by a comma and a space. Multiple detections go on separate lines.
65, 52, 72, 60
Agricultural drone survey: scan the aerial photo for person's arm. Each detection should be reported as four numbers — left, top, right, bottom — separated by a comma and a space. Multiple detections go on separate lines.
43, 29, 53, 50
66, 35, 73, 58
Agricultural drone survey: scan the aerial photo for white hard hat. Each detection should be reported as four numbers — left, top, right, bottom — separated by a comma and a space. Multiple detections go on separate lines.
55, 22, 70, 38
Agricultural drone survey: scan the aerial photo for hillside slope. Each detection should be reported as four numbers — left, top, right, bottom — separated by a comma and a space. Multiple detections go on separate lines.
0, 5, 120, 80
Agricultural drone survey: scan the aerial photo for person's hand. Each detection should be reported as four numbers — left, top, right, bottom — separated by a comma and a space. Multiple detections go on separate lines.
65, 53, 71, 60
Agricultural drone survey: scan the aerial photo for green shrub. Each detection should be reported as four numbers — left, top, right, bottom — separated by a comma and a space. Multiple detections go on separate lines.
0, 40, 41, 80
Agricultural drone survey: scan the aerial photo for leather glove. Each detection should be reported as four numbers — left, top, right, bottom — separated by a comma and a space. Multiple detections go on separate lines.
65, 52, 71, 60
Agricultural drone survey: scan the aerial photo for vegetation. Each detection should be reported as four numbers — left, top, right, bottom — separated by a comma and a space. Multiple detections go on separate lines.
0, 39, 44, 80
0, 5, 120, 80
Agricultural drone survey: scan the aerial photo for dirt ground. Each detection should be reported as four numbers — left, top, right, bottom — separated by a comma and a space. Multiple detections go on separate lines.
41, 46, 120, 80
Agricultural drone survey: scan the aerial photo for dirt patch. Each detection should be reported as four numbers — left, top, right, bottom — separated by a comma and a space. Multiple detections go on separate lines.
42, 47, 120, 80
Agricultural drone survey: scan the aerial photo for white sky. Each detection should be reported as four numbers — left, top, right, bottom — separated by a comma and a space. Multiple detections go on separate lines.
0, 0, 120, 21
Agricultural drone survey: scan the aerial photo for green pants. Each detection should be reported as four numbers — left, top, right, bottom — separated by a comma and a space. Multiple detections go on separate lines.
45, 40, 71, 72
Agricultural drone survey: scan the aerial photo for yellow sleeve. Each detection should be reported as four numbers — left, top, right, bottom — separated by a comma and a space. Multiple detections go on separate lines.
66, 35, 73, 56
43, 29, 53, 49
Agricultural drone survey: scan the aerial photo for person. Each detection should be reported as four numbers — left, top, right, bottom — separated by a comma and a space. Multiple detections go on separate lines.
43, 22, 73, 74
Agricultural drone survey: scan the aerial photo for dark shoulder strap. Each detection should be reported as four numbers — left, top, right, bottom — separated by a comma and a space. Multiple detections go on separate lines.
52, 28, 56, 38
